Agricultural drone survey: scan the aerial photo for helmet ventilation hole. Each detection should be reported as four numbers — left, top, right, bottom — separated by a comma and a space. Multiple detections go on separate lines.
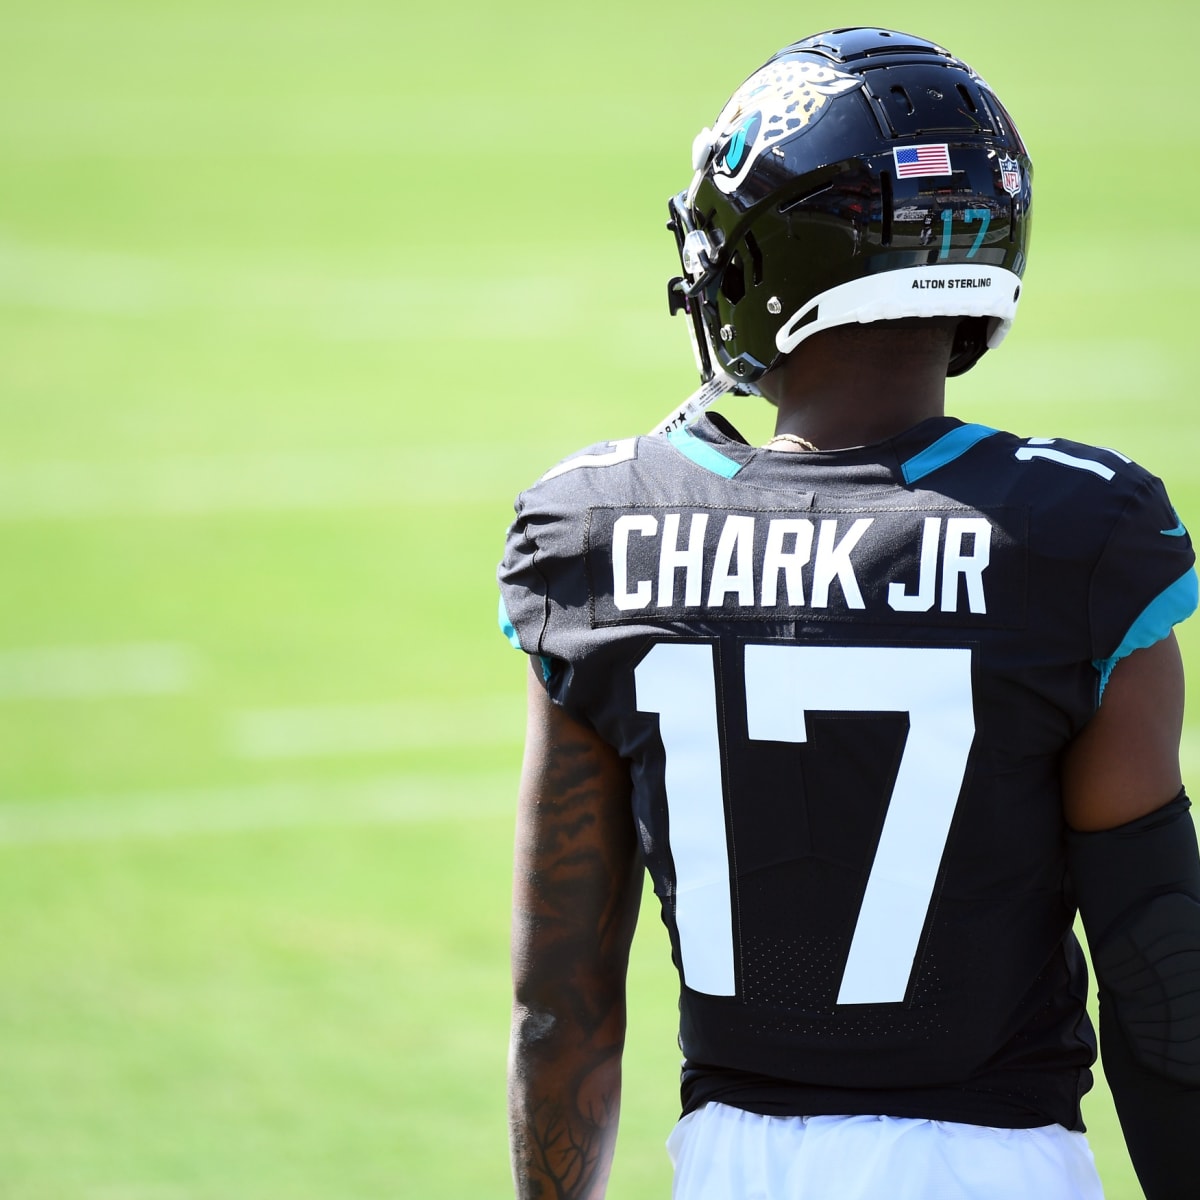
744, 231, 764, 285
785, 307, 820, 339
890, 86, 914, 116
721, 252, 746, 304
956, 84, 978, 114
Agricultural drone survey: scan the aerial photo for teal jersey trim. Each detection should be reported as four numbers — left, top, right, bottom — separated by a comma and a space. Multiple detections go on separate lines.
498, 595, 553, 682
498, 594, 522, 650
667, 424, 743, 479
1094, 568, 1199, 696
901, 423, 999, 485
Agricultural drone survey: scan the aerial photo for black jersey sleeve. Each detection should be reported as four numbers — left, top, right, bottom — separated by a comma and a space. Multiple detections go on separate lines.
1088, 470, 1197, 692
497, 440, 640, 719
497, 489, 575, 709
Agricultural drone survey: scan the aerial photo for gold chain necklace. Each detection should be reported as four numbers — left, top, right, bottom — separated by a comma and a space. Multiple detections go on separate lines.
763, 433, 820, 452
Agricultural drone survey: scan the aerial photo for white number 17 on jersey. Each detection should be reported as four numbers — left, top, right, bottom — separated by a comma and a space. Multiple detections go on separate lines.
635, 642, 975, 1006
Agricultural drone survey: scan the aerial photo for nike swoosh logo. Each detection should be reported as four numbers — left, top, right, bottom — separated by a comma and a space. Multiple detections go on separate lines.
1161, 520, 1188, 537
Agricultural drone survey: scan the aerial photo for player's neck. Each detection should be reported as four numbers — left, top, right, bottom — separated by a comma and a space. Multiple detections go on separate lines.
769, 378, 947, 451
758, 325, 953, 451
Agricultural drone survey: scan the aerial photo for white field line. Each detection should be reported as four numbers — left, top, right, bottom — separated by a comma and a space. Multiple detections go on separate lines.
0, 446, 545, 519
0, 643, 195, 699
0, 238, 592, 338
3, 729, 1198, 847
231, 697, 522, 760
0, 771, 515, 847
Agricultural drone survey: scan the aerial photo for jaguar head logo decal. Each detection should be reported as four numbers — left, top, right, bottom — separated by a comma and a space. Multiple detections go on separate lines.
708, 60, 862, 194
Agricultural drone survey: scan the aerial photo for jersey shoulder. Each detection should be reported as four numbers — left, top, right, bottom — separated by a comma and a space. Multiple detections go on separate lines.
958, 429, 1189, 556
973, 430, 1196, 668
968, 429, 1170, 503
497, 434, 671, 672
514, 431, 697, 514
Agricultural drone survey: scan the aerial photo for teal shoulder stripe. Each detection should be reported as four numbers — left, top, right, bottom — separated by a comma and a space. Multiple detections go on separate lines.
1094, 567, 1199, 696
901, 424, 999, 485
499, 593, 553, 680
667, 424, 743, 479
498, 594, 522, 650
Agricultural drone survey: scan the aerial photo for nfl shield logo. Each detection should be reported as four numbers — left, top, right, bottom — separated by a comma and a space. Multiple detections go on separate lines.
1000, 155, 1021, 197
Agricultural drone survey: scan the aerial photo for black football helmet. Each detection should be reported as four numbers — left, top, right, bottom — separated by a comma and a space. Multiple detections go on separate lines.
667, 28, 1032, 390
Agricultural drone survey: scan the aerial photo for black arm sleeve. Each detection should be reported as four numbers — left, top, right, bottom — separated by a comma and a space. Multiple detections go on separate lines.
1096, 1000, 1200, 1200
1067, 792, 1200, 1199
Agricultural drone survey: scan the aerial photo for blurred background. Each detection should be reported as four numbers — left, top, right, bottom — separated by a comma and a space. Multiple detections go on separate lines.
2, 2, 1196, 1195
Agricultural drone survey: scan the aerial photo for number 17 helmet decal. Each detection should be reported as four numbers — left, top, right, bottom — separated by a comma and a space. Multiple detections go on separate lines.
667, 28, 1032, 389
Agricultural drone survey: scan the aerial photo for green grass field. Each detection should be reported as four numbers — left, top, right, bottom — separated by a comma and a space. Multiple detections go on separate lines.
2, 2, 1198, 1195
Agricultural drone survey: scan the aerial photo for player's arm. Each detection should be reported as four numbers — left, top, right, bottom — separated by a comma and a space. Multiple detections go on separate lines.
1062, 632, 1200, 1200
508, 661, 642, 1200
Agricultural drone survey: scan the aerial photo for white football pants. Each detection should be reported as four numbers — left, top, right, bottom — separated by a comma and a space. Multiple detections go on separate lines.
668, 1102, 1105, 1199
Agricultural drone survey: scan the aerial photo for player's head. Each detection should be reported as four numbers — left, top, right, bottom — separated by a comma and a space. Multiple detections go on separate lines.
667, 28, 1032, 392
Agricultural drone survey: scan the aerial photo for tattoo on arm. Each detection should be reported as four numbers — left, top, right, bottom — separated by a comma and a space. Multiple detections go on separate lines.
519, 1085, 618, 1200
509, 678, 641, 1200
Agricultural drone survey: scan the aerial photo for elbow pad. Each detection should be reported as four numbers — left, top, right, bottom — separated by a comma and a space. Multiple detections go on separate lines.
1066, 791, 1200, 1085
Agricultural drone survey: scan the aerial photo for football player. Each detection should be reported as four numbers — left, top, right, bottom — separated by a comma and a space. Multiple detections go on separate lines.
499, 28, 1200, 1200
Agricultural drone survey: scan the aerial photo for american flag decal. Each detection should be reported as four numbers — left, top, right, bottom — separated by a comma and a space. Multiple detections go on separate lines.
893, 144, 953, 178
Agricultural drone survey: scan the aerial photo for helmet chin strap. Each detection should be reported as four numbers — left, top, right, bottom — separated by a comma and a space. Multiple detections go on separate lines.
649, 375, 734, 436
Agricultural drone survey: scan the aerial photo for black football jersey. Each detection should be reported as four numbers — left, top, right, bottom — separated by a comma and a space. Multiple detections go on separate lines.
497, 413, 1198, 1130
